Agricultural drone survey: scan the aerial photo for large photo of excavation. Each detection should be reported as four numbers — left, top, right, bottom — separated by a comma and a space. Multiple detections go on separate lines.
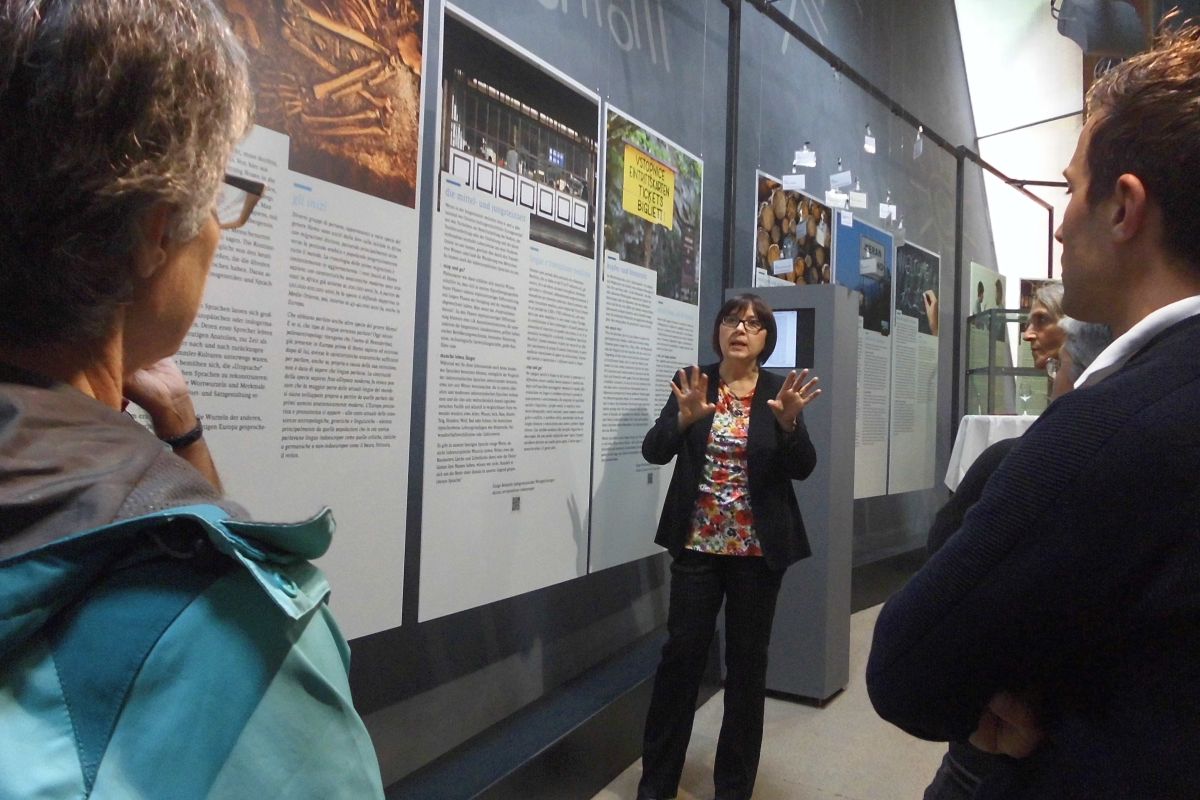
220, 0, 424, 206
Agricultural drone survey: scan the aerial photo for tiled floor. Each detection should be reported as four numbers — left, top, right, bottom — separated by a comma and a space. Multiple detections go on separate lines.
591, 604, 945, 800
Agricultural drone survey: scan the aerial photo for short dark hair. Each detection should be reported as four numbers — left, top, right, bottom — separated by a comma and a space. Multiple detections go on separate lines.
0, 0, 252, 348
712, 293, 777, 364
1085, 20, 1200, 268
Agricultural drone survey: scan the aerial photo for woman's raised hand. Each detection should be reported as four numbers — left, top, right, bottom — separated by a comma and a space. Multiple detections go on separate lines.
672, 366, 715, 431
767, 368, 821, 431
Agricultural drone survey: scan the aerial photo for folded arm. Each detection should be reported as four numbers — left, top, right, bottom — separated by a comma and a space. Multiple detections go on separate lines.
867, 399, 1187, 742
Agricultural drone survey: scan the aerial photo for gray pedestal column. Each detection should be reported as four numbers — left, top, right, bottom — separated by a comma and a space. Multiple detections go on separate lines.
726, 284, 858, 702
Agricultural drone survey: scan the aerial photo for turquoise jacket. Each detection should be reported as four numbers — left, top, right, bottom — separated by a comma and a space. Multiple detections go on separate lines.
0, 371, 384, 799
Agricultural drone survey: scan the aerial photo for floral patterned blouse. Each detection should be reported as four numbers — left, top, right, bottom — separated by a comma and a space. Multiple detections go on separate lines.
685, 382, 763, 557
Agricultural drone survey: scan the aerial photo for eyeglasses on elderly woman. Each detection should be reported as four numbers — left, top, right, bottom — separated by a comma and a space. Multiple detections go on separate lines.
214, 174, 266, 230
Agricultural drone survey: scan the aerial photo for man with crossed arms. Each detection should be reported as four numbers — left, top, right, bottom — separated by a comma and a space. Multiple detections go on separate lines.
868, 23, 1200, 800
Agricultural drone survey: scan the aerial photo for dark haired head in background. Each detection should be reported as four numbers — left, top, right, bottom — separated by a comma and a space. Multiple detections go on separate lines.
712, 293, 778, 364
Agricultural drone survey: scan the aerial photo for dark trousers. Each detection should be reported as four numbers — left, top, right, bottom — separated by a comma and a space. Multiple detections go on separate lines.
924, 749, 983, 800
924, 741, 1011, 800
638, 550, 785, 800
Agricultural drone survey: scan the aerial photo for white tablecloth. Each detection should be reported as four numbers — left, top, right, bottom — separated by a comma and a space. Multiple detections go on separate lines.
943, 414, 1037, 490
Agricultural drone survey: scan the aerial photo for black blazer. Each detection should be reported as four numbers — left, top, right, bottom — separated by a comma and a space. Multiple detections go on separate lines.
642, 363, 817, 570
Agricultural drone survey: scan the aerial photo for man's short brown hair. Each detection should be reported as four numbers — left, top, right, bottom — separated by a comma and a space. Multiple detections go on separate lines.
1085, 19, 1200, 267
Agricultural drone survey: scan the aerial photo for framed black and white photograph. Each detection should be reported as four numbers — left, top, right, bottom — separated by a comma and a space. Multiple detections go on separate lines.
497, 168, 517, 203
519, 178, 537, 210
474, 160, 495, 194
449, 149, 473, 185
537, 185, 555, 218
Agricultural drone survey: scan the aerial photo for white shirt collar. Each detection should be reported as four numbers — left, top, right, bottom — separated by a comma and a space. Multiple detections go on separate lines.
1075, 294, 1200, 389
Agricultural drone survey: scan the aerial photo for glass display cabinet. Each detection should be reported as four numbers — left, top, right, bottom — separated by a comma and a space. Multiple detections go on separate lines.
965, 307, 1054, 416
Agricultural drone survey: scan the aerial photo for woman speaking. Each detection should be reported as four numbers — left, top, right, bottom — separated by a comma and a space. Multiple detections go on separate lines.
638, 294, 821, 800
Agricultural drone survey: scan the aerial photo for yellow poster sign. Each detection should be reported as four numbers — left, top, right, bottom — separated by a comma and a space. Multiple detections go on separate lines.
622, 143, 675, 229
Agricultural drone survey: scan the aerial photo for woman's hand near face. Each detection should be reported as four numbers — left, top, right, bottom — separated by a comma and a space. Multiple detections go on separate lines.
124, 357, 222, 493
124, 357, 197, 434
672, 366, 715, 431
767, 368, 821, 431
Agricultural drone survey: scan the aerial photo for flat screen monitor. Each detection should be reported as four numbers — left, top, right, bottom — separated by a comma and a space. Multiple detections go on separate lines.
762, 308, 815, 372
764, 310, 797, 369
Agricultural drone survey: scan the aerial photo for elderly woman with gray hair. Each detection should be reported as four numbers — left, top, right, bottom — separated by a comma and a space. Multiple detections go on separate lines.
1022, 282, 1067, 370
922, 315, 1113, 800
0, 2, 382, 797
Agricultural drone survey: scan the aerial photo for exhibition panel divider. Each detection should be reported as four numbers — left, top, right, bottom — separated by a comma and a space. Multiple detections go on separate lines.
732, 284, 860, 702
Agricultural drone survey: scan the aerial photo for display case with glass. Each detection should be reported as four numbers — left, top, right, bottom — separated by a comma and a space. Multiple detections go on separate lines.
965, 308, 1053, 415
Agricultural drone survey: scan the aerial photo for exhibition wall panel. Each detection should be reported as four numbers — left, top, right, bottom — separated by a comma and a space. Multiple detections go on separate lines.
193, 0, 428, 638
356, 1, 732, 786
420, 10, 602, 622
590, 107, 704, 572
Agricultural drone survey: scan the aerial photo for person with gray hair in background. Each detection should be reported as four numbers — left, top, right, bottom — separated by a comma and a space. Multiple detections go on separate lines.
921, 317, 1112, 800
1022, 282, 1066, 371
0, 2, 383, 797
